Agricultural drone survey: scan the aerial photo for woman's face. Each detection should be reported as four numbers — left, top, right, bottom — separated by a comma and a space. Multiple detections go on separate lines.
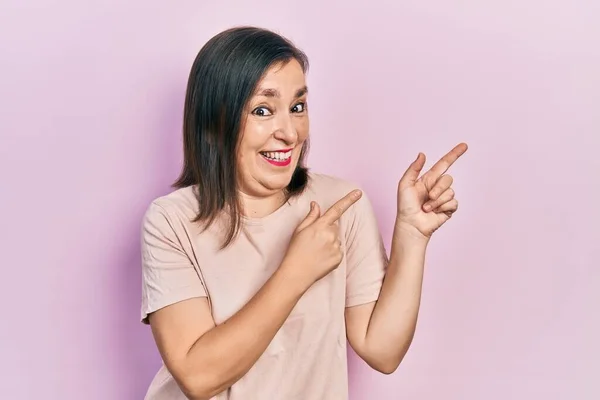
237, 59, 309, 198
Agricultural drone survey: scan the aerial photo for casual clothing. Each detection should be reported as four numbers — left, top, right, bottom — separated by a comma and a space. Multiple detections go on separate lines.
140, 172, 388, 400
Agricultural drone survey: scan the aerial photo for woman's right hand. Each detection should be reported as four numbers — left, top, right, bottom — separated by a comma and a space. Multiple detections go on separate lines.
281, 189, 363, 287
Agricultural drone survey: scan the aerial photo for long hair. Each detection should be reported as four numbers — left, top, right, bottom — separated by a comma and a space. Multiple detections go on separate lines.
173, 26, 311, 248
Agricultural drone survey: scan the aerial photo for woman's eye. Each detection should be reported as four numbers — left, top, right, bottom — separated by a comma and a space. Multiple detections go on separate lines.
252, 107, 272, 116
292, 102, 305, 113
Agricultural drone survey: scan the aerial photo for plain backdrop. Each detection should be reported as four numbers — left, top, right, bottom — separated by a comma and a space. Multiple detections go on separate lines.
1, 1, 599, 399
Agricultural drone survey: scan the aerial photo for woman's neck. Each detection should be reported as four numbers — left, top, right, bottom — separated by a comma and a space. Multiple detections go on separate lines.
239, 190, 287, 219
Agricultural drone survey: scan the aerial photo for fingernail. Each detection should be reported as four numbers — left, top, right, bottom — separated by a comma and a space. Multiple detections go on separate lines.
423, 203, 432, 212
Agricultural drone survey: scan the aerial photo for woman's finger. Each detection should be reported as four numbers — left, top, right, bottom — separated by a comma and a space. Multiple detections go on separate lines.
427, 174, 453, 200
423, 187, 455, 212
432, 198, 459, 216
399, 152, 426, 191
420, 143, 467, 188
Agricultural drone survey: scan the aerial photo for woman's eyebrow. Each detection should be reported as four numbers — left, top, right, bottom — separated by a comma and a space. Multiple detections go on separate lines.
255, 86, 308, 98
295, 86, 308, 98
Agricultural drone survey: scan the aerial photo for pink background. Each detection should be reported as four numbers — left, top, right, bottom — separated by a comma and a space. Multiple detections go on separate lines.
1, 1, 598, 399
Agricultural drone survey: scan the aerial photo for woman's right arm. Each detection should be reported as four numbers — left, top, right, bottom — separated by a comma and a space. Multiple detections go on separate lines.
147, 190, 361, 400
148, 263, 308, 400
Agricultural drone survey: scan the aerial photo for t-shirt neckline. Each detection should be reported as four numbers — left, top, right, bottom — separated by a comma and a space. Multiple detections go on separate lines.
241, 196, 297, 226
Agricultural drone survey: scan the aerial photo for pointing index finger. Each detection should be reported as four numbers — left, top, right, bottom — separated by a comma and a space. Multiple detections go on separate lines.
422, 142, 468, 183
321, 189, 363, 225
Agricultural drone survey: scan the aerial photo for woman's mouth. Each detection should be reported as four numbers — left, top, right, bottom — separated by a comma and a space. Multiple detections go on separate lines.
259, 149, 293, 167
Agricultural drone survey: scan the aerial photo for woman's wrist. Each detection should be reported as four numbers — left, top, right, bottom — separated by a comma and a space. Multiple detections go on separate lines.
276, 259, 314, 297
393, 219, 431, 246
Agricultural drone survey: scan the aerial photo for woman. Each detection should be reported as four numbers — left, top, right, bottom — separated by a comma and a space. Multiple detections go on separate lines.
140, 26, 467, 400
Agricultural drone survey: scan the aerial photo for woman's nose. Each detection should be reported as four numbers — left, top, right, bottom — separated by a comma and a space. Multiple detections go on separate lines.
273, 113, 297, 143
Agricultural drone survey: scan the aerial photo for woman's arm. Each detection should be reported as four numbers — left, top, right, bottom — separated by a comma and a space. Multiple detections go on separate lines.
345, 144, 466, 374
148, 192, 362, 399
149, 264, 307, 400
345, 222, 428, 374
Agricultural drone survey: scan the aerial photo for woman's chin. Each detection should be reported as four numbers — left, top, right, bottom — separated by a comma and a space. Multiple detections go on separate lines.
263, 174, 294, 191
255, 168, 297, 192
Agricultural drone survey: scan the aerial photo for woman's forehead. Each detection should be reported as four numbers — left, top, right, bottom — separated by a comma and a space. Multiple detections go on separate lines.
255, 60, 307, 95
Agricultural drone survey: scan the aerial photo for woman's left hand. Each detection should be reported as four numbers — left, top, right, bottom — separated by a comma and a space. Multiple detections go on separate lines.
395, 143, 468, 240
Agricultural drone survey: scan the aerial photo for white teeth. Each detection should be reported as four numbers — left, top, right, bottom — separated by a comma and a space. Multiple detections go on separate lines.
262, 150, 292, 161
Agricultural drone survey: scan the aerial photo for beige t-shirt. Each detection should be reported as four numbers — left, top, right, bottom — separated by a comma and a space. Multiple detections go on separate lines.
140, 172, 388, 400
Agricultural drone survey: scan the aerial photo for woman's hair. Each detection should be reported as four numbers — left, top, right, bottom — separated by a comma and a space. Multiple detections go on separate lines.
173, 26, 311, 248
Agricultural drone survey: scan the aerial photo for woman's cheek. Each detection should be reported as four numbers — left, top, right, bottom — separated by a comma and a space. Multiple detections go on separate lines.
296, 117, 309, 142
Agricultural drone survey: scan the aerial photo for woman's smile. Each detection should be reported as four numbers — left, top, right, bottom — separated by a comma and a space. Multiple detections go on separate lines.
259, 148, 293, 167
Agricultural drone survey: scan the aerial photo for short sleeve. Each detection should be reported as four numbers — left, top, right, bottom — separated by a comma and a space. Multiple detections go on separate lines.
344, 191, 389, 308
140, 202, 207, 324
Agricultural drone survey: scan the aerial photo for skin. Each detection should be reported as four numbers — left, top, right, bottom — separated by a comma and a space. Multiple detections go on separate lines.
236, 59, 309, 218
344, 143, 468, 373
148, 58, 469, 399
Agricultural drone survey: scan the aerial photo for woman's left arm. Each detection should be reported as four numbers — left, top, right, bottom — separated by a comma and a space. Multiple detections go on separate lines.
345, 223, 428, 374
345, 143, 468, 374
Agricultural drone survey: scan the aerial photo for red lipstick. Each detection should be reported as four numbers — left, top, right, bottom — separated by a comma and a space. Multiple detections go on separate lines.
260, 148, 293, 167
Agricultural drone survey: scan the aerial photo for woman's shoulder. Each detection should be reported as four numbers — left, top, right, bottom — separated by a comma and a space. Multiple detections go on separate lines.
306, 171, 364, 198
142, 186, 198, 226
305, 171, 368, 210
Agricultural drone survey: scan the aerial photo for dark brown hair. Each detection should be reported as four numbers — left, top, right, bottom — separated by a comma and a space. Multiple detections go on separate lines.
173, 26, 311, 248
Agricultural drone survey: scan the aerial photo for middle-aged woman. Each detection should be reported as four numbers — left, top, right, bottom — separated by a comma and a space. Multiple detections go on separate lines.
140, 26, 468, 400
